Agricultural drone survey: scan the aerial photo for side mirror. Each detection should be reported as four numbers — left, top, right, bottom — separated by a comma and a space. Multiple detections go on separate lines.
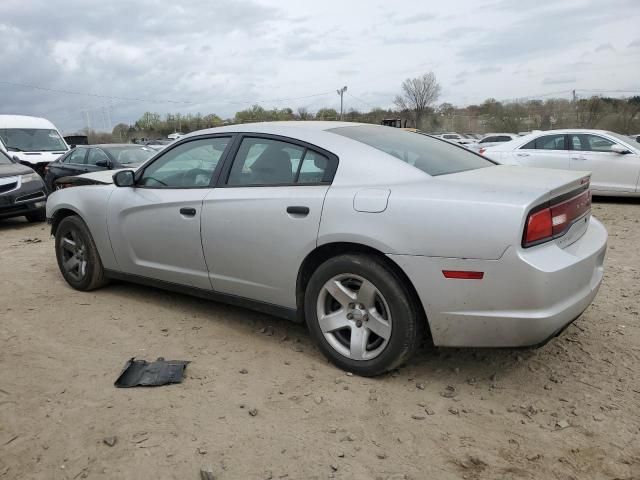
12, 155, 20, 163
95, 159, 111, 168
113, 170, 135, 187
610, 144, 630, 154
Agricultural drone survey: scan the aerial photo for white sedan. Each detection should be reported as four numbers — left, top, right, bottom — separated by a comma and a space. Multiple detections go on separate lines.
483, 129, 640, 196
46, 122, 607, 376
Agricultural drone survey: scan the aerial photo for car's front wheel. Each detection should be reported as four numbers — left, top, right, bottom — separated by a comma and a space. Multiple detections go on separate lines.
55, 215, 107, 291
25, 210, 46, 223
305, 254, 422, 376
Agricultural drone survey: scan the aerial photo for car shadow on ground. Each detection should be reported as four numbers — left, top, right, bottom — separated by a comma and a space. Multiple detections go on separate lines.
593, 195, 640, 205
102, 279, 548, 381
0, 217, 46, 232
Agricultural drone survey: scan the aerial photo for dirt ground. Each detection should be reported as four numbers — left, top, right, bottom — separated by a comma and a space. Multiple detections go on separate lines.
1, 198, 639, 480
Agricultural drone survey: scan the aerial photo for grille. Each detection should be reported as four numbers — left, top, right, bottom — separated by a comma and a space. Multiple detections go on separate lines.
0, 181, 18, 194
16, 191, 46, 203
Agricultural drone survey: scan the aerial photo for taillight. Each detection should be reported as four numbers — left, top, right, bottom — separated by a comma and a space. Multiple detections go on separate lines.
523, 189, 591, 248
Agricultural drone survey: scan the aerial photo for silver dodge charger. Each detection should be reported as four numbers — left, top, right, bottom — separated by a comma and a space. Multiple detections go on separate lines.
46, 122, 607, 376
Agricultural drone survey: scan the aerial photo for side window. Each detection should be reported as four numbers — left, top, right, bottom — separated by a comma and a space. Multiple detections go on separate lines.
67, 148, 87, 164
298, 151, 329, 184
537, 134, 567, 150
139, 137, 230, 188
227, 138, 305, 186
86, 148, 110, 166
571, 134, 615, 152
495, 136, 512, 142
521, 134, 567, 150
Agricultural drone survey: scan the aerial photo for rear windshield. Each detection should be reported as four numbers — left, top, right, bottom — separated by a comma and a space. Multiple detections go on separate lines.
329, 125, 494, 176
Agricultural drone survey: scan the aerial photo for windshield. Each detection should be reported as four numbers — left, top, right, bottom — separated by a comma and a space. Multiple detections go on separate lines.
0, 149, 12, 165
608, 131, 639, 149
104, 146, 155, 165
329, 125, 495, 176
0, 128, 67, 152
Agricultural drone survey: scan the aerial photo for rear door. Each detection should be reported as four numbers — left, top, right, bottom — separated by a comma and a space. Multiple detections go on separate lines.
512, 133, 570, 169
107, 135, 233, 289
569, 133, 640, 193
201, 135, 337, 308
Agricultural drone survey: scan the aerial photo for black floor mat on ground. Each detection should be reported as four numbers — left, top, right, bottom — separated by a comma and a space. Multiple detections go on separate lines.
114, 357, 190, 388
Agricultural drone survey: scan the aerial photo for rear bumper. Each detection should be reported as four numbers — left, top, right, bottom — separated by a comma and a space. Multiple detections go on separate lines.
389, 217, 607, 347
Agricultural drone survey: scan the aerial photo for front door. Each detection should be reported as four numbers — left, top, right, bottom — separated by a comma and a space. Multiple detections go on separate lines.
201, 135, 335, 308
107, 136, 233, 289
569, 133, 640, 193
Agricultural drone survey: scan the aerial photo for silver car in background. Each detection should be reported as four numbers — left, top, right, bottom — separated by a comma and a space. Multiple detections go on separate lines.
46, 122, 607, 376
483, 129, 640, 196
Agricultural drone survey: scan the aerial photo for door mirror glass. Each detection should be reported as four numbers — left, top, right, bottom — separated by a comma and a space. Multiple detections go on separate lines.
113, 170, 135, 187
95, 159, 111, 168
610, 144, 630, 154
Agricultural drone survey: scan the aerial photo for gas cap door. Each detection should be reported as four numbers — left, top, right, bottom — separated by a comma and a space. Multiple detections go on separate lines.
353, 188, 391, 213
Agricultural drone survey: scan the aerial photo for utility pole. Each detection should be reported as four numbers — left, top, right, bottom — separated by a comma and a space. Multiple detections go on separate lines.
336, 86, 347, 121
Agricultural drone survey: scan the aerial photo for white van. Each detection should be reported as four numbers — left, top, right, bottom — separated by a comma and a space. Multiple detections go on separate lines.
0, 115, 69, 176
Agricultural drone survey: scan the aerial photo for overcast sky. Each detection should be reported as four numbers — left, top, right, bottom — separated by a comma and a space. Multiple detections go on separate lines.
1, 0, 639, 133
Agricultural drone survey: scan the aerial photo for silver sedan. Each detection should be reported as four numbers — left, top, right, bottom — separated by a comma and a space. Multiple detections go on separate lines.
46, 122, 607, 376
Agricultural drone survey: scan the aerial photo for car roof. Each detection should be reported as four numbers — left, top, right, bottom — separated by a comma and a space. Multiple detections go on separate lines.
0, 115, 58, 129
187, 121, 363, 136
80, 144, 149, 148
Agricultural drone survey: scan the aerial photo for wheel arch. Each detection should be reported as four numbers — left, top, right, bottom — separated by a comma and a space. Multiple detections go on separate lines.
296, 241, 431, 340
50, 207, 85, 236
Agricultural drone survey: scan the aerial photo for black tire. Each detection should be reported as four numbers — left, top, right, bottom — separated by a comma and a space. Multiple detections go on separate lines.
25, 210, 46, 223
304, 253, 421, 377
55, 215, 108, 291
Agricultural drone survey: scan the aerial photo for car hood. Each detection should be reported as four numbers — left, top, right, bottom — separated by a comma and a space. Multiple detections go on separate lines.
9, 151, 68, 165
0, 162, 34, 178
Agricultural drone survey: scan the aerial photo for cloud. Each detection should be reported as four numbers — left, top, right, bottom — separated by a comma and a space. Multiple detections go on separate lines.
475, 66, 501, 75
595, 43, 615, 52
391, 13, 436, 25
457, 4, 623, 62
542, 75, 576, 85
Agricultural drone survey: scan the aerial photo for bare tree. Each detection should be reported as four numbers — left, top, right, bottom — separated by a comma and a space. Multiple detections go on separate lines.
394, 72, 441, 128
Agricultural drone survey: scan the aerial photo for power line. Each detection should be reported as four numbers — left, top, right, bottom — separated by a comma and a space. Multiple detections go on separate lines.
346, 92, 379, 110
0, 79, 335, 108
0, 80, 194, 105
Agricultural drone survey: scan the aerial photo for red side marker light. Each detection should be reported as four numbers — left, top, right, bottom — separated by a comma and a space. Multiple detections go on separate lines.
442, 270, 484, 280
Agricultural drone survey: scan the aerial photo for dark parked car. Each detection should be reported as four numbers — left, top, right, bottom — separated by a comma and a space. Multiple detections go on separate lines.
0, 149, 47, 222
44, 144, 155, 191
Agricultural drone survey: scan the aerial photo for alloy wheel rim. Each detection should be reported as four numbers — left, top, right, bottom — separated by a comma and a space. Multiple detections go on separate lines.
60, 228, 88, 282
316, 274, 392, 361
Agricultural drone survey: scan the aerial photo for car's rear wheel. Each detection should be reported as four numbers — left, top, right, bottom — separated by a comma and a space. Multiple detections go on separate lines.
55, 215, 107, 291
305, 254, 421, 376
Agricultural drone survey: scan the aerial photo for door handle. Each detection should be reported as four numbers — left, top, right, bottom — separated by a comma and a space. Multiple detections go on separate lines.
180, 207, 197, 217
286, 206, 310, 216
571, 156, 586, 161
516, 152, 530, 157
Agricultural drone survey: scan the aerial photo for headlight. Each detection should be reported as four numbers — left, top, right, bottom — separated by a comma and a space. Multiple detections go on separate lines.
21, 173, 41, 184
